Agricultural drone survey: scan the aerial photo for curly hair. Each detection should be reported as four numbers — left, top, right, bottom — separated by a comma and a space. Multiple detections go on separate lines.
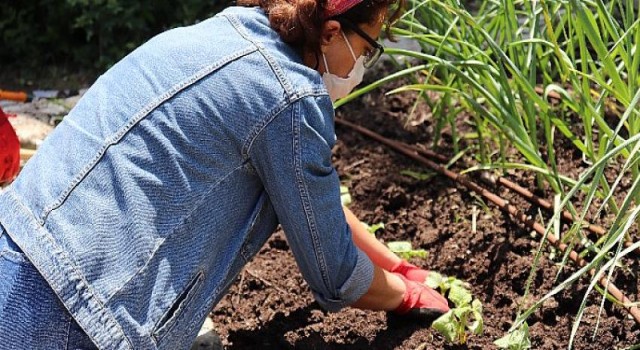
237, 0, 404, 53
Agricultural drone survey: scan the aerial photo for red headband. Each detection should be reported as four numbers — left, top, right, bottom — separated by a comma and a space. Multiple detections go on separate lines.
323, 0, 365, 19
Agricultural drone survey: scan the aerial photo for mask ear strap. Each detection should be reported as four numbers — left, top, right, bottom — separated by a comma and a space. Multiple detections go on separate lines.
322, 53, 331, 74
341, 31, 358, 61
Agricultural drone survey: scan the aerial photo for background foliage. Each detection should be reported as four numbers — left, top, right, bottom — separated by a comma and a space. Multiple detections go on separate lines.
0, 0, 230, 69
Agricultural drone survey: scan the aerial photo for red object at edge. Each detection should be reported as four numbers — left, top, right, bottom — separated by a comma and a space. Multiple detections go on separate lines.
0, 106, 20, 184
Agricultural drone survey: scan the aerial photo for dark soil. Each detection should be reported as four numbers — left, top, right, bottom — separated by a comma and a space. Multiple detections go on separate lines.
210, 79, 640, 349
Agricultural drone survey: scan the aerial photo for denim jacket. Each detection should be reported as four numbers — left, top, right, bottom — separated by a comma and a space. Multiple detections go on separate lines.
0, 7, 373, 350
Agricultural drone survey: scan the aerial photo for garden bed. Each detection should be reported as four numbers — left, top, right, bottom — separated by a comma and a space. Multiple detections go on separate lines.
210, 83, 640, 349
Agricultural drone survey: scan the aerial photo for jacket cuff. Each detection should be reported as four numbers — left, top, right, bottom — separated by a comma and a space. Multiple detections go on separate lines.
313, 248, 375, 312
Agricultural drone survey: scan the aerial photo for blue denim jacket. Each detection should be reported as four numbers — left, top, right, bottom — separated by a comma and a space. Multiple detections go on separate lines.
0, 7, 374, 350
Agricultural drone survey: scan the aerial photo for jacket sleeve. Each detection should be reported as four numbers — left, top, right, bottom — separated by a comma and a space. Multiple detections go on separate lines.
247, 95, 374, 311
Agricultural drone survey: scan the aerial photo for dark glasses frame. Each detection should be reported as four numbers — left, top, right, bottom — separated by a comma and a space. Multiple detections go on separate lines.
335, 18, 385, 68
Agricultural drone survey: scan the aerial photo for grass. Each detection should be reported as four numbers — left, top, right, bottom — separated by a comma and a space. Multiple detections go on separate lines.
340, 0, 640, 347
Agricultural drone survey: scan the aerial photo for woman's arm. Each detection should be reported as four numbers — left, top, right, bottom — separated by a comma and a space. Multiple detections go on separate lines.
350, 265, 405, 310
345, 205, 449, 314
351, 262, 450, 315
343, 205, 402, 271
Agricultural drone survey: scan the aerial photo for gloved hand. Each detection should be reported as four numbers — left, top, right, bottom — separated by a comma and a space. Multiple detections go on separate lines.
393, 273, 450, 319
0, 108, 20, 184
390, 259, 430, 284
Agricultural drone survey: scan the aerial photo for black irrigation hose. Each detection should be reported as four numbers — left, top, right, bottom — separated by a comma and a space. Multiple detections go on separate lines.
336, 117, 640, 325
409, 144, 640, 255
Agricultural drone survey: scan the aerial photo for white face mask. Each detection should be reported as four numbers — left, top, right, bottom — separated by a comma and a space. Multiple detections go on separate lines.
322, 31, 366, 102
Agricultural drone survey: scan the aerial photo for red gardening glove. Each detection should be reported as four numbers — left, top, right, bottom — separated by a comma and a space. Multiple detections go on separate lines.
0, 107, 20, 184
391, 259, 430, 284
393, 273, 450, 319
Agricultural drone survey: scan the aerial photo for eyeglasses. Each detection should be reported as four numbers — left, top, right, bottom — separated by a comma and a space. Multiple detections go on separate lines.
336, 18, 385, 69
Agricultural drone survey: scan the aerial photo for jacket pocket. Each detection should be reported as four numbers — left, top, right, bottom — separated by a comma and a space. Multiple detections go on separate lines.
152, 270, 204, 343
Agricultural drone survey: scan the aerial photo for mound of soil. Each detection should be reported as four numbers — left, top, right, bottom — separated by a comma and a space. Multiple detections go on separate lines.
210, 78, 640, 349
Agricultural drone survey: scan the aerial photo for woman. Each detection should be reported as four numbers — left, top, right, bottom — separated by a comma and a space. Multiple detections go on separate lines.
0, 0, 449, 349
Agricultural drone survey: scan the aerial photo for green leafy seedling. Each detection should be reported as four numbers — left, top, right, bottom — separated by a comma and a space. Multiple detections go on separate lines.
425, 272, 471, 296
432, 299, 483, 344
363, 222, 385, 235
427, 272, 484, 344
401, 169, 436, 181
494, 322, 531, 350
387, 241, 428, 260
340, 185, 352, 206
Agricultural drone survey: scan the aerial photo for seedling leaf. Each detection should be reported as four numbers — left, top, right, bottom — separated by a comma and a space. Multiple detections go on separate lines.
432, 310, 458, 343
340, 186, 352, 206
425, 271, 444, 289
364, 222, 385, 235
468, 316, 483, 335
387, 241, 429, 260
494, 322, 531, 350
448, 281, 473, 308
401, 169, 436, 181
399, 249, 428, 259
387, 241, 413, 252
428, 273, 484, 344
469, 299, 484, 335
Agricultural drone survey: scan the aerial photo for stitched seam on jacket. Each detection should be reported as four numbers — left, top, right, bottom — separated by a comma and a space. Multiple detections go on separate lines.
221, 12, 331, 159
6, 189, 134, 349
242, 91, 327, 159
103, 162, 248, 304
246, 97, 333, 293
39, 45, 258, 225
290, 99, 333, 293
238, 191, 271, 261
64, 319, 71, 350
222, 13, 295, 98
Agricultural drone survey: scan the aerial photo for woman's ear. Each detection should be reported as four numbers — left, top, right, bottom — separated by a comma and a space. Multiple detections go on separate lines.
319, 20, 342, 53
